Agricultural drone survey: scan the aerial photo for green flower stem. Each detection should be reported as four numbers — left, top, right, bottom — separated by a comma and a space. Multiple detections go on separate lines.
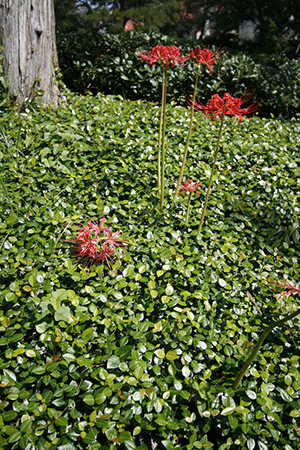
157, 67, 166, 190
233, 307, 300, 390
172, 64, 201, 209
197, 116, 224, 235
185, 191, 192, 225
160, 65, 167, 210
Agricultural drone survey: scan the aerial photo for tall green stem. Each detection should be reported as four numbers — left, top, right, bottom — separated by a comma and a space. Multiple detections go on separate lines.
157, 67, 166, 190
172, 65, 201, 209
160, 65, 167, 210
185, 191, 192, 225
197, 116, 224, 235
233, 308, 300, 389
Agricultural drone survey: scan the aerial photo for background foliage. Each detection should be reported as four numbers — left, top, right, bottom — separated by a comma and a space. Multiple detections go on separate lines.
54, 0, 182, 36
0, 90, 300, 449
56, 31, 300, 118
187, 0, 300, 55
54, 0, 300, 56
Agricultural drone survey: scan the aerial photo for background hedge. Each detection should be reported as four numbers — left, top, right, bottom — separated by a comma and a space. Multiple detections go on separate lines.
57, 31, 300, 118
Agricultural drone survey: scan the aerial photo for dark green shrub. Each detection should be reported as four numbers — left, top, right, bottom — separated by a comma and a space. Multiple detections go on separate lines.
57, 31, 300, 118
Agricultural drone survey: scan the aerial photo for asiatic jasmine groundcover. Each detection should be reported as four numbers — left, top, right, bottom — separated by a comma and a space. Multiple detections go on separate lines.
0, 91, 300, 449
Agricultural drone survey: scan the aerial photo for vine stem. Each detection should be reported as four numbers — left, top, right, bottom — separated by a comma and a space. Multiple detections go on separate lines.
0, 175, 15, 214
197, 115, 224, 235
0, 229, 13, 252
233, 308, 300, 389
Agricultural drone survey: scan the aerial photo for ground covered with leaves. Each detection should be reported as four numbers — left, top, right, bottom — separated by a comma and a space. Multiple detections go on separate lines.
0, 92, 300, 450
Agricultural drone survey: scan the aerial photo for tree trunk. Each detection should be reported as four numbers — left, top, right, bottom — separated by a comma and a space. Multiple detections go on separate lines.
0, 0, 58, 106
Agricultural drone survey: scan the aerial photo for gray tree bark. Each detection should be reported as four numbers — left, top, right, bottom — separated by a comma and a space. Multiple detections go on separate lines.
0, 0, 58, 106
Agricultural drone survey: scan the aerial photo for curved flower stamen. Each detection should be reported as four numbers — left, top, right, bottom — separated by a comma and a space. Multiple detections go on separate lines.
273, 278, 300, 300
189, 92, 258, 122
178, 179, 202, 196
66, 218, 126, 270
136, 45, 188, 68
189, 46, 221, 73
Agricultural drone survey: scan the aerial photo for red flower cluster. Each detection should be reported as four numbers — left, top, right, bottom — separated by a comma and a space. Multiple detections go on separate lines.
189, 92, 258, 122
178, 179, 202, 196
67, 218, 125, 269
274, 278, 300, 300
189, 46, 221, 73
136, 45, 187, 68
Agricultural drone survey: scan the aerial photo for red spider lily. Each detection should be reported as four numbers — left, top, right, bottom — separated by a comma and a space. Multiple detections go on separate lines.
189, 92, 258, 122
178, 179, 202, 196
66, 218, 125, 269
189, 46, 221, 73
136, 45, 187, 68
273, 278, 300, 300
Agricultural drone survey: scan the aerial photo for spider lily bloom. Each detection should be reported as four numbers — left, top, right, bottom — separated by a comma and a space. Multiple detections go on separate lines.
273, 278, 300, 299
177, 179, 202, 225
136, 45, 187, 68
189, 46, 221, 73
67, 218, 126, 269
190, 92, 258, 122
178, 179, 202, 196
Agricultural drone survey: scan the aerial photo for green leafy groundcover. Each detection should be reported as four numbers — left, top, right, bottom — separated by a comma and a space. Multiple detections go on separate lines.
0, 92, 300, 450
